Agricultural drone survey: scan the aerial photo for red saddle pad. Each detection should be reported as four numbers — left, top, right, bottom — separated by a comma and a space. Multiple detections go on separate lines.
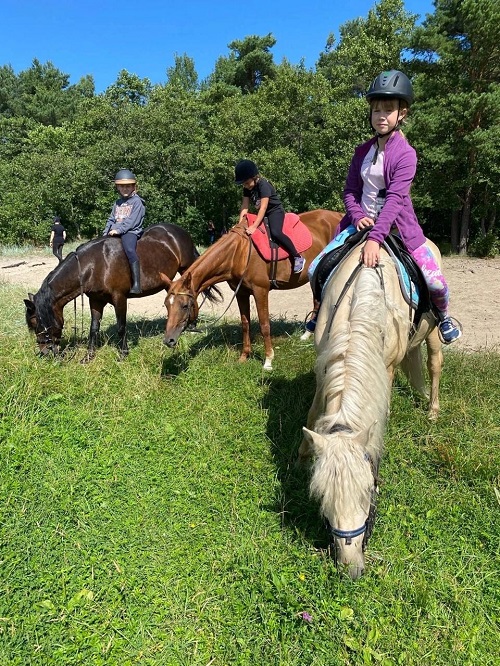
247, 213, 313, 261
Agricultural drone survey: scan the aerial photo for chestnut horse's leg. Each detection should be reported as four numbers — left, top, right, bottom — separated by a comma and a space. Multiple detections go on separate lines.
252, 285, 274, 370
235, 290, 252, 363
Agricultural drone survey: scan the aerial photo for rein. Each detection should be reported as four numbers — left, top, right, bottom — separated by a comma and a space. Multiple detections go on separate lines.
179, 229, 253, 330
60, 253, 85, 360
325, 262, 363, 337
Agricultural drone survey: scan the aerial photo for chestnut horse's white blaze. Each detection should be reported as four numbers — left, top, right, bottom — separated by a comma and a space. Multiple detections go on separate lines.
299, 241, 443, 579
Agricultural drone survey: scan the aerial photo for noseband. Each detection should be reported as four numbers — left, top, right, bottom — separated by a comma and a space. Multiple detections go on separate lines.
328, 522, 368, 545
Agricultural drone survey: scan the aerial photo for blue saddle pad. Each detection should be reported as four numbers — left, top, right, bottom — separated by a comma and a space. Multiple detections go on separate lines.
309, 225, 420, 308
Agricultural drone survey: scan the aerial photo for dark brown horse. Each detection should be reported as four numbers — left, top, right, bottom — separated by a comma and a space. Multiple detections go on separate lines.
160, 210, 342, 369
24, 223, 221, 361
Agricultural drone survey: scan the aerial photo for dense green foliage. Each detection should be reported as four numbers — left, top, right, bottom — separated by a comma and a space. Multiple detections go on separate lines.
0, 0, 498, 253
0, 279, 499, 664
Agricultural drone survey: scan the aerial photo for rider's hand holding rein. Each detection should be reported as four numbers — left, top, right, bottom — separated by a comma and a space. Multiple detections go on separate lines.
246, 196, 269, 236
355, 216, 378, 267
361, 239, 380, 268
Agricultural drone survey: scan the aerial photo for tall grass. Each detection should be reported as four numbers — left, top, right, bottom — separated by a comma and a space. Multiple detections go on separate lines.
0, 281, 499, 665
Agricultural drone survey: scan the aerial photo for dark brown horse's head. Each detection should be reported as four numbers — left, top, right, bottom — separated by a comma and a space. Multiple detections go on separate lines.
160, 272, 199, 347
24, 292, 63, 356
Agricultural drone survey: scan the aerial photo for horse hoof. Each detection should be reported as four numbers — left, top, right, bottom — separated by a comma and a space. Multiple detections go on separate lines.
263, 360, 273, 371
80, 353, 95, 364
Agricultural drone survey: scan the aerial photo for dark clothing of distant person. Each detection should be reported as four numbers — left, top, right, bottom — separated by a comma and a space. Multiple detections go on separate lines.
50, 222, 66, 262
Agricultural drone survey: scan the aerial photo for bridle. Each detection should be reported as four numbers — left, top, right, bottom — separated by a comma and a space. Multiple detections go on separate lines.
33, 252, 86, 358
168, 290, 199, 330
327, 451, 378, 550
167, 227, 253, 331
35, 326, 59, 355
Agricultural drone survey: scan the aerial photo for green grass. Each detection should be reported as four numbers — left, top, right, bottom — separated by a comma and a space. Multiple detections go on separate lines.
0, 241, 84, 258
0, 280, 499, 665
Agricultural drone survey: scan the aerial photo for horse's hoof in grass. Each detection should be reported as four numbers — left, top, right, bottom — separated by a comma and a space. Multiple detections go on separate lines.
80, 353, 95, 364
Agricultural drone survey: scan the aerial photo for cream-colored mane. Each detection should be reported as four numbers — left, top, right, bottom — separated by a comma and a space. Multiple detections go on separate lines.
300, 245, 443, 578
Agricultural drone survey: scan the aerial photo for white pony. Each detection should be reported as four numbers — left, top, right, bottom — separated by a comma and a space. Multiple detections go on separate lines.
299, 240, 443, 579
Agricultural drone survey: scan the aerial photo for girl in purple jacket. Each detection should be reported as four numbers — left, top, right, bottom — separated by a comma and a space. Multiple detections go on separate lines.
309, 70, 460, 343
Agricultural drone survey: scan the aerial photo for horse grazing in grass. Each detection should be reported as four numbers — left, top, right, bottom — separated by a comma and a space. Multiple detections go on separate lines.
298, 239, 443, 579
160, 210, 342, 370
25, 223, 221, 361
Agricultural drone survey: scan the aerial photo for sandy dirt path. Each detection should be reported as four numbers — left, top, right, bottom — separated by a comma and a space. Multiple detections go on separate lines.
2, 251, 499, 352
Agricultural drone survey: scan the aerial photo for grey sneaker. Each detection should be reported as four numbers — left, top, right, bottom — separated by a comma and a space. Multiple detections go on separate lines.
293, 256, 305, 274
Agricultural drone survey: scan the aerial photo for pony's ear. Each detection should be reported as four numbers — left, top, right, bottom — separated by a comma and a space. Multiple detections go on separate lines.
158, 272, 172, 288
302, 427, 328, 455
354, 421, 380, 446
24, 299, 35, 314
28, 292, 35, 302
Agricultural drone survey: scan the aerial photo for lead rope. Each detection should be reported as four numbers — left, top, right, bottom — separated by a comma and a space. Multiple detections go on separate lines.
60, 253, 85, 361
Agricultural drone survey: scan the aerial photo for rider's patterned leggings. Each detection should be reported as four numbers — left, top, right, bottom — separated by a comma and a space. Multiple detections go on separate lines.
410, 243, 449, 316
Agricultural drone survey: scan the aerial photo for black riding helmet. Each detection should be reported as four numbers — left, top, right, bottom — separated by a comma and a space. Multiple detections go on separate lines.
114, 169, 137, 184
366, 70, 413, 146
366, 70, 414, 106
235, 159, 259, 184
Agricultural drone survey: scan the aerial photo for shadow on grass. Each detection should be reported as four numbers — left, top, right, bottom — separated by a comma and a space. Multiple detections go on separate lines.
158, 318, 303, 376
261, 369, 330, 550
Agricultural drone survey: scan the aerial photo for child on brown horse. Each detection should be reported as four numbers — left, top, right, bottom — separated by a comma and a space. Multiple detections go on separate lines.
235, 159, 305, 274
103, 169, 145, 294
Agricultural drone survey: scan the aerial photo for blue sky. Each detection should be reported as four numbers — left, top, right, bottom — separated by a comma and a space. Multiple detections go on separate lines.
1, 0, 435, 93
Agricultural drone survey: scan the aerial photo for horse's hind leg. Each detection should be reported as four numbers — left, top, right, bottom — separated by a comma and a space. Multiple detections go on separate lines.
426, 327, 443, 420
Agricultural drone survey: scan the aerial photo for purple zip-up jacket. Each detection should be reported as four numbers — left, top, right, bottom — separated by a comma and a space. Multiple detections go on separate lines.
338, 131, 426, 252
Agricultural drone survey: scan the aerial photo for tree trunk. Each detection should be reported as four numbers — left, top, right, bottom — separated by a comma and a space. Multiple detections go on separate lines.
451, 209, 460, 253
458, 186, 473, 255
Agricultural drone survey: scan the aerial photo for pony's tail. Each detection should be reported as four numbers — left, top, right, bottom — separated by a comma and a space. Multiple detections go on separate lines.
400, 346, 428, 399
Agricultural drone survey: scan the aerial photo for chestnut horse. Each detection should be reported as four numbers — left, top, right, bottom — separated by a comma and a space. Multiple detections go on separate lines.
160, 210, 342, 369
24, 223, 221, 361
298, 239, 443, 579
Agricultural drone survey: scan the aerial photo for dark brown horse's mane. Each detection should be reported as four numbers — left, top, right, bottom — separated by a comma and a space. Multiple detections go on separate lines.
33, 279, 58, 331
34, 239, 107, 329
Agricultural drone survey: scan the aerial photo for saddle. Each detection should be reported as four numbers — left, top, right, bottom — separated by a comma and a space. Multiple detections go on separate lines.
310, 227, 435, 332
247, 213, 312, 261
